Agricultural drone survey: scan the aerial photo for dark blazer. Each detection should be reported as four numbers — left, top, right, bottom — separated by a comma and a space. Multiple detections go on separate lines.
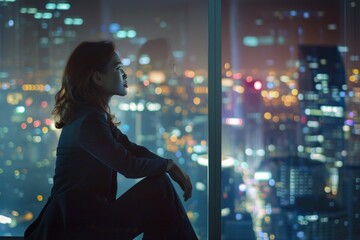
24, 104, 168, 239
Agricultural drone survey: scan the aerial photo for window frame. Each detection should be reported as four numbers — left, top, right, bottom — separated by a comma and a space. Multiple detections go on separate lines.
208, 0, 222, 239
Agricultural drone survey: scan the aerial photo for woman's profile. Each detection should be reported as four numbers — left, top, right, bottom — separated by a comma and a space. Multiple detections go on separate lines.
24, 40, 198, 240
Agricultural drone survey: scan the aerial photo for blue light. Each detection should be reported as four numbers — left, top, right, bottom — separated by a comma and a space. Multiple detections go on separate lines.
64, 18, 72, 25
139, 55, 150, 65
8, 19, 14, 27
269, 179, 275, 186
34, 129, 41, 135
297, 231, 305, 238
109, 23, 120, 33
235, 213, 242, 220
45, 3, 56, 10
44, 85, 51, 92
116, 30, 127, 39
243, 36, 258, 47
72, 18, 83, 25
157, 148, 165, 156
121, 58, 131, 66
173, 50, 184, 59
266, 82, 275, 89
176, 151, 182, 158
57, 3, 71, 10
158, 128, 165, 134
127, 30, 137, 38
121, 124, 130, 133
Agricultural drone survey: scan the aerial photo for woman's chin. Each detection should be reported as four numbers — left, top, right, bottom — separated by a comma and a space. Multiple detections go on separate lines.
118, 90, 128, 97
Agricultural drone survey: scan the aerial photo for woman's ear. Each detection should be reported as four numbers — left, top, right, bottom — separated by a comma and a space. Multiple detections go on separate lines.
91, 71, 103, 86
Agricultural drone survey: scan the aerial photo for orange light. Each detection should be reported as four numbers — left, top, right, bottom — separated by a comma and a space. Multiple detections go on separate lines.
37, 195, 43, 201
193, 97, 201, 105
226, 70, 232, 77
23, 212, 33, 221
184, 70, 195, 78
264, 112, 272, 120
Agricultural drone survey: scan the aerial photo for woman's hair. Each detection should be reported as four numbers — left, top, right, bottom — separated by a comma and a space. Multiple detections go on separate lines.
52, 40, 117, 129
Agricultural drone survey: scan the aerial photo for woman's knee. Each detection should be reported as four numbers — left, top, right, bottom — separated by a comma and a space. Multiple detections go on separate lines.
144, 173, 171, 185
142, 174, 175, 197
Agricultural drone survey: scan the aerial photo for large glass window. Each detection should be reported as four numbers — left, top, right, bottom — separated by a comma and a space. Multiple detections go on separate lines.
0, 1, 208, 238
4, 0, 359, 239
221, 0, 359, 239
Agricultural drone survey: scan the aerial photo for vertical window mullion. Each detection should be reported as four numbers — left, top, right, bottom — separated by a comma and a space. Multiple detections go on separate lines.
208, 0, 222, 239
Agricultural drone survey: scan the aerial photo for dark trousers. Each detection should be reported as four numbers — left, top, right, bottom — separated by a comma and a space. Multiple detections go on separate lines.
102, 174, 198, 240
25, 174, 197, 240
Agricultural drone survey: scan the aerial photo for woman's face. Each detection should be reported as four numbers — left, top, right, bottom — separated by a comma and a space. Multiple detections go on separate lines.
96, 52, 128, 97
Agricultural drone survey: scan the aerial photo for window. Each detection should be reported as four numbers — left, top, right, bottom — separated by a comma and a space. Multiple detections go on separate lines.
0, 1, 208, 238
221, 0, 359, 239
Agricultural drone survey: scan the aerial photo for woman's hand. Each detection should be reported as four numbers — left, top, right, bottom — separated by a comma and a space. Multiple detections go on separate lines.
167, 161, 193, 201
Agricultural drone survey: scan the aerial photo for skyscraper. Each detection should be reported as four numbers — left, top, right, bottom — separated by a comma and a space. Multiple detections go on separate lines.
297, 45, 346, 201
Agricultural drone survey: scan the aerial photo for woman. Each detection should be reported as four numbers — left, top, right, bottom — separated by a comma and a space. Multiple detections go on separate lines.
24, 41, 198, 240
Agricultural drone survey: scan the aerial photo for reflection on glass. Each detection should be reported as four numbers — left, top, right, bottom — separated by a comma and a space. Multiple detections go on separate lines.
222, 0, 359, 239
0, 1, 207, 238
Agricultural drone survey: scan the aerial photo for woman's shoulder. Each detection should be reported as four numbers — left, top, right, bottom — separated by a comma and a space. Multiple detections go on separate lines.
59, 106, 109, 142
61, 105, 107, 131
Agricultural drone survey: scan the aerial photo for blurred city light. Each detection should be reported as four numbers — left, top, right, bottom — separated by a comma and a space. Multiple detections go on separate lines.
0, 215, 12, 224
254, 171, 272, 181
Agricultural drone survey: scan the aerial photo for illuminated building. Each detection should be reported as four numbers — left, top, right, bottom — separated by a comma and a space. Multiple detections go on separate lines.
276, 157, 326, 207
343, 168, 360, 238
342, 85, 360, 239
297, 45, 346, 164
346, 87, 360, 166
285, 204, 348, 240
297, 45, 346, 206
221, 0, 360, 239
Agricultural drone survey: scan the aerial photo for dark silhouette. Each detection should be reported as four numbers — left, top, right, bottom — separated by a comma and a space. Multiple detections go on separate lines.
24, 41, 198, 240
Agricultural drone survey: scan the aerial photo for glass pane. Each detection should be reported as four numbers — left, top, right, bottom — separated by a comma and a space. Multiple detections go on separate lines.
222, 0, 359, 239
0, 1, 207, 238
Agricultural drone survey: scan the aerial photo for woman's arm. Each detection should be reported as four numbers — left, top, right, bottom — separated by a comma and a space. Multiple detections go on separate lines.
109, 117, 193, 201
78, 112, 168, 178
112, 128, 163, 159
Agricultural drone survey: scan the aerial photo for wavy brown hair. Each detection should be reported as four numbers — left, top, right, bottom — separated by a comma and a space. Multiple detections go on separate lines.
52, 41, 118, 129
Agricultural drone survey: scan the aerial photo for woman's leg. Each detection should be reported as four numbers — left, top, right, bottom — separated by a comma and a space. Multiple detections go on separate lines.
103, 174, 198, 240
